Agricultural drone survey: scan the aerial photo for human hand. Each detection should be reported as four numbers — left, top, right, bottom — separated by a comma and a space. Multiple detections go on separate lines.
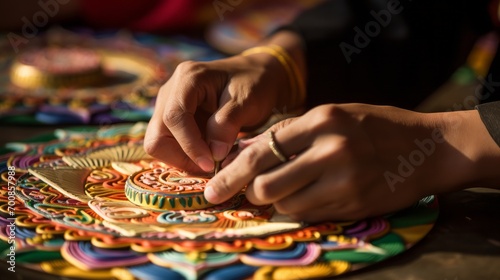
144, 32, 305, 173
204, 103, 500, 222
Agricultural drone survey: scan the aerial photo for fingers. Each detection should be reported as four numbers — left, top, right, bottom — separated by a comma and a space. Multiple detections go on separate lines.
146, 57, 278, 171
146, 53, 291, 172
273, 166, 353, 217
246, 134, 355, 213
144, 111, 203, 172
145, 61, 227, 172
162, 94, 214, 172
205, 95, 244, 162
219, 134, 266, 168
162, 62, 223, 172
204, 118, 308, 204
204, 76, 278, 161
244, 148, 321, 205
144, 76, 205, 172
219, 117, 298, 168
268, 130, 374, 222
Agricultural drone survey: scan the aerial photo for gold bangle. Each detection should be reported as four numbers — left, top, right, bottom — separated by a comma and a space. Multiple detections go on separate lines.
267, 45, 306, 107
241, 46, 297, 106
241, 45, 306, 110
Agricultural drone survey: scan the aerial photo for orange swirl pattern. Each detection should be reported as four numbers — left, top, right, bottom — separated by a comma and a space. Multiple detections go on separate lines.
133, 168, 209, 194
125, 168, 212, 211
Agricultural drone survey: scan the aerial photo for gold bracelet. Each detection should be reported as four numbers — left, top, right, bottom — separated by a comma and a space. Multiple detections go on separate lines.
241, 45, 306, 110
267, 45, 306, 107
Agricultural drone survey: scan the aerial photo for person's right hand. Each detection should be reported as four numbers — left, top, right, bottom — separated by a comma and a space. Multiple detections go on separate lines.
144, 48, 293, 173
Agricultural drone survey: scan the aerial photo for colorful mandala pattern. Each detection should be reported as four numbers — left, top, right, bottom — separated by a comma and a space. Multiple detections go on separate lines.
0, 123, 439, 279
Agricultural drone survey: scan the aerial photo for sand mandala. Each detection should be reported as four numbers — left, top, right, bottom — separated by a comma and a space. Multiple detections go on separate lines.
0, 123, 439, 279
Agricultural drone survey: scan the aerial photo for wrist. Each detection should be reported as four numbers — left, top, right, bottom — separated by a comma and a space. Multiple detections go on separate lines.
243, 31, 307, 111
429, 110, 500, 191
267, 31, 307, 111
236, 51, 289, 111
264, 31, 307, 86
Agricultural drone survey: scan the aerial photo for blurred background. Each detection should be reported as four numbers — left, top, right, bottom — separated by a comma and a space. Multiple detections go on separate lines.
0, 0, 320, 127
0, 0, 497, 140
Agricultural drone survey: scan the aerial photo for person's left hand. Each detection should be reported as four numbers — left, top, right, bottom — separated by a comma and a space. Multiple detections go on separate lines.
204, 103, 493, 222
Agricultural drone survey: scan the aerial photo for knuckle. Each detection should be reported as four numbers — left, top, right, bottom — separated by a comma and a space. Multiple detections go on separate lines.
309, 104, 343, 130
175, 60, 202, 74
252, 175, 275, 203
239, 145, 264, 171
163, 109, 185, 128
211, 176, 236, 199
226, 80, 244, 95
170, 61, 206, 89
143, 137, 163, 158
245, 187, 259, 205
174, 61, 208, 82
214, 112, 239, 130
319, 104, 343, 119
157, 62, 205, 100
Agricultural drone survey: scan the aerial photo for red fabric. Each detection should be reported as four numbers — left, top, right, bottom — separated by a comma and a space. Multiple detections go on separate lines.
80, 0, 209, 32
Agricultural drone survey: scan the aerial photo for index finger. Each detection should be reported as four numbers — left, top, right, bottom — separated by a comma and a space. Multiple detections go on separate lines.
144, 110, 204, 172
204, 122, 307, 204
162, 93, 214, 172
144, 80, 206, 172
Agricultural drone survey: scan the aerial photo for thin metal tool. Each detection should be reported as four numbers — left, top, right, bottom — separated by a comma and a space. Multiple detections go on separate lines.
214, 160, 221, 176
213, 140, 240, 176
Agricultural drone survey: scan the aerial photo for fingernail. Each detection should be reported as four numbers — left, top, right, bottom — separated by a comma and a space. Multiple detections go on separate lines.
210, 140, 231, 161
196, 156, 214, 172
204, 185, 218, 203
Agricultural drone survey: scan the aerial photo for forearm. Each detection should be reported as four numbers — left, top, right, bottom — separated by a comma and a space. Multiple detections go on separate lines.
430, 109, 500, 192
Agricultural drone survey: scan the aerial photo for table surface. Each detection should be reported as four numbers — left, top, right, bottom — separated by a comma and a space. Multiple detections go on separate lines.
1, 124, 499, 280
